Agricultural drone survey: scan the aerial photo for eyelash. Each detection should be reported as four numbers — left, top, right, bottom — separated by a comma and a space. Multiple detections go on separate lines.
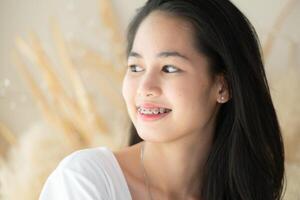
128, 65, 180, 73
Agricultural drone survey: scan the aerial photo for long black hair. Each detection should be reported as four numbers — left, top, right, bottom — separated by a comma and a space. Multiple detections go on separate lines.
125, 0, 285, 199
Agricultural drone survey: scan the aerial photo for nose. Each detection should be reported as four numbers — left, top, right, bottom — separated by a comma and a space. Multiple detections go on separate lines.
137, 71, 162, 98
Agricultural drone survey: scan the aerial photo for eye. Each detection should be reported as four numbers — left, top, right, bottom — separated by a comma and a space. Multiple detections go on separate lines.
162, 65, 180, 73
128, 64, 144, 72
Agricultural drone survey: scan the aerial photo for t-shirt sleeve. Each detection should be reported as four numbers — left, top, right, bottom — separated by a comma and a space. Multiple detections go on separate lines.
39, 150, 111, 200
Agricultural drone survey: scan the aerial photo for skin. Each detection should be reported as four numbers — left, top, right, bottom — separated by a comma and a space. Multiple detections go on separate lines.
114, 10, 229, 200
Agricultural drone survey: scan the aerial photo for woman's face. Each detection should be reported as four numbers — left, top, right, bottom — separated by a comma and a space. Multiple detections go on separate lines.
122, 11, 223, 142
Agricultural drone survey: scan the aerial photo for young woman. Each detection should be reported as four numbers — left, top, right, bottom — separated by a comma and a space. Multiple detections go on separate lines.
39, 0, 285, 199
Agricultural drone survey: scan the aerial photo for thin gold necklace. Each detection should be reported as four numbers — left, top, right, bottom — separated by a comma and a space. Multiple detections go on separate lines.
140, 142, 154, 200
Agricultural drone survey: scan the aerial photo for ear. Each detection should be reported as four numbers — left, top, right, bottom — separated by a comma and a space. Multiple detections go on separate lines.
215, 74, 230, 104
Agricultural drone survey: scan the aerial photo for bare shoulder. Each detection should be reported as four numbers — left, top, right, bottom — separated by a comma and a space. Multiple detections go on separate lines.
113, 142, 146, 199
113, 142, 142, 176
113, 142, 141, 157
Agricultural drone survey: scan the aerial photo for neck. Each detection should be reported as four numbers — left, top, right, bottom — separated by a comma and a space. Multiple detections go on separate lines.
141, 129, 213, 199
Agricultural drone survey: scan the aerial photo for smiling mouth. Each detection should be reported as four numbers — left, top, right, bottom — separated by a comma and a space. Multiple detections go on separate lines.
136, 108, 172, 121
136, 107, 172, 114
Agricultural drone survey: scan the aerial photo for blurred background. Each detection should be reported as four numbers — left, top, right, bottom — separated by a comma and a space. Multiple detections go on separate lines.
0, 0, 299, 199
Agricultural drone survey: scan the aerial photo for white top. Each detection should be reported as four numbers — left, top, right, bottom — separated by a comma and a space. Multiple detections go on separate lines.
39, 147, 133, 200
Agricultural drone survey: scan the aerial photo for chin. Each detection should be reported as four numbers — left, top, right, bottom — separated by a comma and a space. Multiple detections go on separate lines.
137, 129, 180, 143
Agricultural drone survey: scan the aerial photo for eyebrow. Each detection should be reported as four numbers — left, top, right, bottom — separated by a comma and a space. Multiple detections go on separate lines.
128, 51, 190, 61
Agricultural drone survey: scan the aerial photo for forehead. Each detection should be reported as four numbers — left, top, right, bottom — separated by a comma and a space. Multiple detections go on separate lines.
131, 11, 197, 56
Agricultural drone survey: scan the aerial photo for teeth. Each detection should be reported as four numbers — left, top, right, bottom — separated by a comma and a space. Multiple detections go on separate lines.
153, 109, 159, 114
138, 107, 170, 115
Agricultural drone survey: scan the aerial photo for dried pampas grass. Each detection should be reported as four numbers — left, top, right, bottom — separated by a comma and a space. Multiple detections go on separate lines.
0, 122, 74, 200
1, 0, 127, 199
0, 122, 17, 158
0, 122, 120, 200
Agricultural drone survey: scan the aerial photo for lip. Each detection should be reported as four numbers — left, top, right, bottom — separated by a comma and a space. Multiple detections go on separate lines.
137, 110, 172, 121
137, 102, 172, 110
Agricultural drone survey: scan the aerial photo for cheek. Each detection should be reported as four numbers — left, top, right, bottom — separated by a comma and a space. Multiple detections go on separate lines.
122, 76, 134, 103
169, 79, 203, 106
122, 76, 138, 119
121, 78, 128, 102
170, 79, 214, 119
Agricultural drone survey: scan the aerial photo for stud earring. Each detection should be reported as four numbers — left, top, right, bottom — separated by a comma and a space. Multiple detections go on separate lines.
218, 96, 225, 103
